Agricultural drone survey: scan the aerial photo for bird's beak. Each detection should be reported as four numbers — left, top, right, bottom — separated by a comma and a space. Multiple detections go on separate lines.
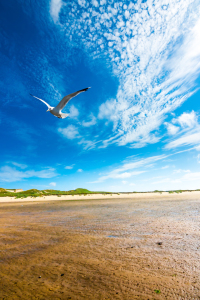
47, 109, 50, 112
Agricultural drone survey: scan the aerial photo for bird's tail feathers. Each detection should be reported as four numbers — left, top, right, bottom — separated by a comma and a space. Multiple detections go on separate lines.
60, 113, 69, 119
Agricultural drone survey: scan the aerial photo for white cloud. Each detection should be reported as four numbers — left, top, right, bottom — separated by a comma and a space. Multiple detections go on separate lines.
55, 0, 200, 149
182, 172, 200, 181
78, 138, 98, 150
98, 132, 123, 149
77, 169, 83, 172
165, 123, 180, 135
50, 0, 63, 23
165, 127, 200, 149
58, 125, 80, 139
197, 154, 200, 163
195, 145, 200, 151
98, 99, 119, 125
153, 170, 200, 185
124, 10, 129, 19
94, 171, 144, 183
65, 165, 74, 169
58, 125, 99, 150
78, 0, 86, 7
172, 111, 198, 128
0, 166, 58, 182
49, 182, 56, 187
92, 154, 167, 183
68, 105, 79, 119
165, 111, 199, 149
151, 170, 200, 187
82, 113, 96, 127
161, 165, 169, 169
92, 0, 99, 7
173, 169, 190, 174
11, 162, 27, 169
122, 180, 127, 184
129, 183, 135, 186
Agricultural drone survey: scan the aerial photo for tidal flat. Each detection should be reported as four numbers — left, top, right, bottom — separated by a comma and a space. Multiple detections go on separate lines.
0, 196, 200, 299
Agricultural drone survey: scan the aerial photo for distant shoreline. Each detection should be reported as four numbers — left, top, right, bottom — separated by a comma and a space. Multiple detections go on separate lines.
0, 190, 200, 203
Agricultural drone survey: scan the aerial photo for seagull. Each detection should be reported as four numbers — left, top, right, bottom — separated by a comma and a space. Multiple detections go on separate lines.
30, 87, 91, 119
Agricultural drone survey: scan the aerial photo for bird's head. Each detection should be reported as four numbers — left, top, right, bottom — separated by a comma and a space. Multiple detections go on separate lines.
46, 107, 53, 112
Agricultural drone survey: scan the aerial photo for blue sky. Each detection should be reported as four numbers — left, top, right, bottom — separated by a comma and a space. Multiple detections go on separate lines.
0, 0, 200, 192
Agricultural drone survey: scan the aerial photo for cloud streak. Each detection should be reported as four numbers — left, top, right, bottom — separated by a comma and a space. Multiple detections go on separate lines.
165, 127, 200, 149
55, 0, 200, 149
50, 0, 63, 23
0, 166, 58, 182
58, 125, 80, 140
91, 154, 167, 183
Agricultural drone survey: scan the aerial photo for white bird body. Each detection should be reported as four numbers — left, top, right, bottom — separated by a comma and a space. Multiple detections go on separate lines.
30, 87, 90, 119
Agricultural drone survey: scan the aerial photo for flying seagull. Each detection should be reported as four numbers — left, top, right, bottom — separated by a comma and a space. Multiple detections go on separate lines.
30, 87, 90, 119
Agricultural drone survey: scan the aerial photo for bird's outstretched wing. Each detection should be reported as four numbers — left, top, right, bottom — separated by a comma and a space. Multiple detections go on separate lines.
30, 94, 51, 109
55, 87, 91, 111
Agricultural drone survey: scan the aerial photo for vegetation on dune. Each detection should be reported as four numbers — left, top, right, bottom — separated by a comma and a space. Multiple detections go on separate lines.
0, 187, 199, 198
168, 190, 183, 194
0, 188, 112, 198
154, 190, 162, 194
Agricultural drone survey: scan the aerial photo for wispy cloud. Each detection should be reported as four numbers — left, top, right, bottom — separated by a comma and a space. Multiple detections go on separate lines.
172, 111, 198, 128
58, 125, 80, 139
49, 182, 56, 187
195, 145, 200, 151
50, 0, 63, 23
78, 138, 98, 150
0, 166, 58, 182
173, 169, 190, 174
68, 105, 79, 119
122, 180, 128, 185
98, 99, 119, 126
91, 0, 99, 8
161, 165, 169, 169
58, 125, 99, 150
54, 0, 200, 148
77, 168, 83, 172
82, 113, 96, 127
165, 127, 200, 149
182, 172, 200, 181
78, 0, 86, 7
164, 110, 200, 149
10, 162, 28, 169
152, 169, 200, 186
165, 123, 180, 135
65, 164, 74, 170
91, 154, 167, 183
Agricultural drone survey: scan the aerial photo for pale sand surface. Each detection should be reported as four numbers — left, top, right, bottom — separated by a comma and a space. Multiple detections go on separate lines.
0, 190, 200, 203
0, 195, 200, 299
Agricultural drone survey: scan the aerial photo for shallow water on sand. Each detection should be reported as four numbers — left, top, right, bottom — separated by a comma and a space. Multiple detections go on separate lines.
0, 197, 200, 299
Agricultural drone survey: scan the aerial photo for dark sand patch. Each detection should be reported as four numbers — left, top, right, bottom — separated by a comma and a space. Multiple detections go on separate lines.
0, 197, 200, 299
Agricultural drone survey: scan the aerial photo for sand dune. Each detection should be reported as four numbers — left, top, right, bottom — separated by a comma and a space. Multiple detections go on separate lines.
0, 190, 200, 203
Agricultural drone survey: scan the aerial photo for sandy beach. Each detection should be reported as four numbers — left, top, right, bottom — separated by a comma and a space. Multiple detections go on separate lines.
0, 190, 200, 203
0, 193, 200, 299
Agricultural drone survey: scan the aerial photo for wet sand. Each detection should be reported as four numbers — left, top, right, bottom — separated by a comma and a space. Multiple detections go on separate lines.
0, 196, 200, 299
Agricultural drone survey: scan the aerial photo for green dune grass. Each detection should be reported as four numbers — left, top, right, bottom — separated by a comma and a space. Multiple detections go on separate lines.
0, 188, 199, 198
0, 188, 111, 198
